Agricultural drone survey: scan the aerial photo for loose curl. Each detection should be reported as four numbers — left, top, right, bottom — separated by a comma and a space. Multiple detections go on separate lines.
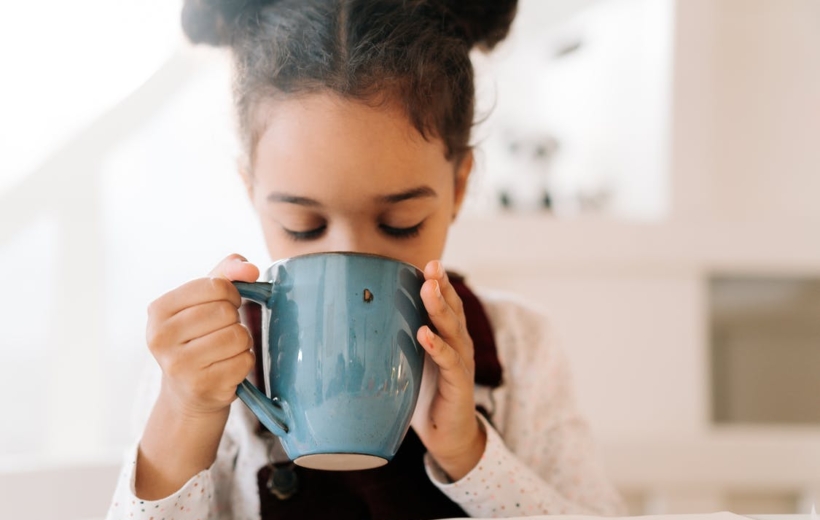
182, 0, 518, 168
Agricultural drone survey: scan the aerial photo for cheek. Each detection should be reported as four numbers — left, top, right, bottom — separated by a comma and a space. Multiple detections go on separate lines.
401, 214, 451, 268
259, 221, 298, 261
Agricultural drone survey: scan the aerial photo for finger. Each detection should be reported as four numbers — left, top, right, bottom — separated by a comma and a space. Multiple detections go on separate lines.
420, 278, 470, 357
209, 253, 260, 282
183, 348, 256, 403
182, 322, 253, 370
162, 300, 241, 346
423, 260, 465, 323
148, 277, 241, 322
417, 325, 472, 394
148, 255, 258, 321
204, 347, 257, 390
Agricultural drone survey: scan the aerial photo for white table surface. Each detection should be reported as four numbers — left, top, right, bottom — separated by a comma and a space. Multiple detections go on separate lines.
441, 513, 815, 520
748, 516, 815, 520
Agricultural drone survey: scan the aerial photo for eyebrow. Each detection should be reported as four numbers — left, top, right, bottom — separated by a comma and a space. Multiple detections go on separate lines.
378, 186, 438, 204
267, 193, 322, 207
267, 186, 438, 206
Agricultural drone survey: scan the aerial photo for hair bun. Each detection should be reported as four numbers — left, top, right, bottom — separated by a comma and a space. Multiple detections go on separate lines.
181, 0, 272, 46
437, 0, 519, 50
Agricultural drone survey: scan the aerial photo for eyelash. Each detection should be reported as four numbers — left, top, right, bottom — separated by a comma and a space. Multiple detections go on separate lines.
284, 224, 327, 242
380, 222, 424, 239
283, 222, 424, 242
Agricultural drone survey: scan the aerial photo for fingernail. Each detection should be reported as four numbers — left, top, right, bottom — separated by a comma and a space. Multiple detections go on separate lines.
436, 261, 445, 277
434, 280, 441, 298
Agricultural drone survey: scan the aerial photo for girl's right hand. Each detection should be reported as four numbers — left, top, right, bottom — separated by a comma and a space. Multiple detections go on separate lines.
146, 254, 261, 419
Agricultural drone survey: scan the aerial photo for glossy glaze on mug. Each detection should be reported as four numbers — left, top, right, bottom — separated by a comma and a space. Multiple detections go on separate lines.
234, 252, 427, 469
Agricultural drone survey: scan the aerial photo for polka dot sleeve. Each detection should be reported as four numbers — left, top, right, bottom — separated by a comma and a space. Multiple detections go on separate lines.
424, 291, 626, 518
425, 414, 612, 518
104, 443, 217, 520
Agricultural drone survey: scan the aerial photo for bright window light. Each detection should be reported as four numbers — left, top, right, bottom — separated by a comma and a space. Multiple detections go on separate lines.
0, 0, 183, 193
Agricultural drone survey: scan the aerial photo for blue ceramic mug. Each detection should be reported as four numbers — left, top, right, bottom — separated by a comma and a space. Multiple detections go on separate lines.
233, 252, 428, 470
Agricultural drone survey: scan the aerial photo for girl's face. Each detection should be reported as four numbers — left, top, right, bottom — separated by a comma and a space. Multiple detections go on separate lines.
243, 93, 472, 270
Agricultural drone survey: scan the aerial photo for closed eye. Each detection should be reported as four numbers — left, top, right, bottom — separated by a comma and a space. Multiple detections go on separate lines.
283, 224, 327, 241
380, 221, 424, 239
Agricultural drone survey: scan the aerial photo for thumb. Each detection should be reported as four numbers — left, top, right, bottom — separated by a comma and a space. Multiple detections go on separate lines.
209, 253, 260, 282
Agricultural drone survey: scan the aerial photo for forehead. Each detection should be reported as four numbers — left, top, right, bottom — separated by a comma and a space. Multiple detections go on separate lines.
252, 93, 452, 197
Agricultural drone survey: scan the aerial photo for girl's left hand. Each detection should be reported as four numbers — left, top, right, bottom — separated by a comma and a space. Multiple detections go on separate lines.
411, 260, 486, 481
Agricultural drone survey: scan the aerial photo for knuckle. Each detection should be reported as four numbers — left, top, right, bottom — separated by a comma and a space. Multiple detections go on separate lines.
201, 275, 218, 292
209, 278, 236, 297
228, 323, 247, 344
212, 277, 240, 304
146, 297, 163, 319
238, 324, 253, 348
145, 323, 166, 352
208, 276, 228, 294
216, 300, 239, 322
456, 319, 468, 337
240, 350, 256, 374
453, 297, 465, 316
431, 302, 448, 318
443, 348, 461, 369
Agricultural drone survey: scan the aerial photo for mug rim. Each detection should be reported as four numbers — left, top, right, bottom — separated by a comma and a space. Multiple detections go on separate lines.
267, 251, 425, 277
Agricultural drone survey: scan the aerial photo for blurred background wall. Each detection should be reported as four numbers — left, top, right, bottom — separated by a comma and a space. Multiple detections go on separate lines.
1, 0, 818, 518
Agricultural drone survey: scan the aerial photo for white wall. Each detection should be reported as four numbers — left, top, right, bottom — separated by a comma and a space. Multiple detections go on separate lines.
447, 0, 820, 512
672, 0, 820, 223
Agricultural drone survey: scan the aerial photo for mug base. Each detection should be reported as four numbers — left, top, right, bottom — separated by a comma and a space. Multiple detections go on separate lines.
294, 453, 388, 471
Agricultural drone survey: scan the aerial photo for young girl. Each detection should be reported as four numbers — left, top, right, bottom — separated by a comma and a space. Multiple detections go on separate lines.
107, 0, 625, 518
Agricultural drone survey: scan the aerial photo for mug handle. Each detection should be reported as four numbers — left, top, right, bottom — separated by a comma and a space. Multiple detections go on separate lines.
233, 281, 290, 437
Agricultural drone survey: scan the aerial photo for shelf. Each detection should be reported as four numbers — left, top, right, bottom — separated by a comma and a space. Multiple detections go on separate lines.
445, 215, 820, 275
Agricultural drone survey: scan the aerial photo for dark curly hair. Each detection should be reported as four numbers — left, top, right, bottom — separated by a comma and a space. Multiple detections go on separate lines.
181, 0, 518, 169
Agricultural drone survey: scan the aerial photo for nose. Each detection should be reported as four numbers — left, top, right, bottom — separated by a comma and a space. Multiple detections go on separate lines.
326, 225, 385, 257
